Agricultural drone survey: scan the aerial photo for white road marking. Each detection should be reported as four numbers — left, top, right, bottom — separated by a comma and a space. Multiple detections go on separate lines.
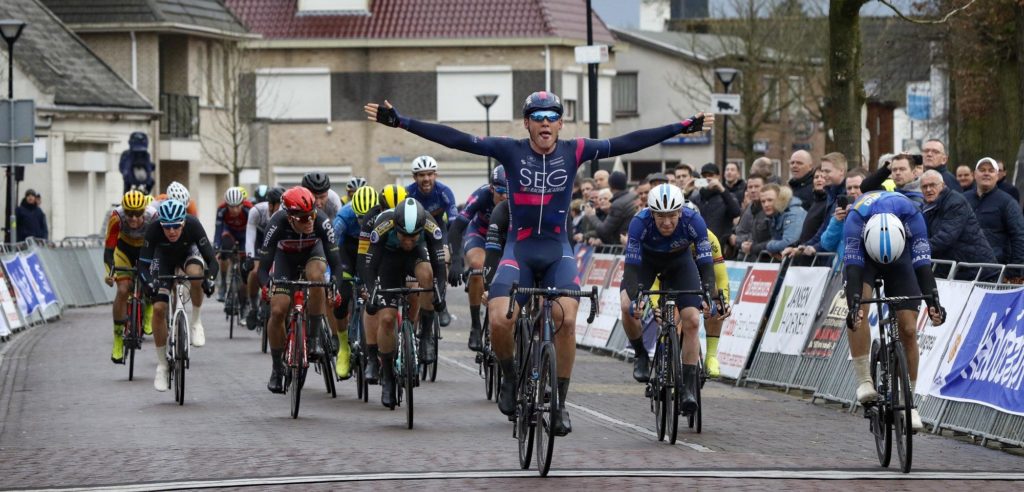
21, 469, 1024, 491
439, 355, 713, 452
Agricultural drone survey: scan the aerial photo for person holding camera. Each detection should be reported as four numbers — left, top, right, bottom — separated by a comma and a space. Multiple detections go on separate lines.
781, 152, 848, 263
688, 164, 741, 249
819, 169, 867, 268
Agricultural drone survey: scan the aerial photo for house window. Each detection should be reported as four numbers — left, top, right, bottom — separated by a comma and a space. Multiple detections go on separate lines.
614, 72, 638, 117
564, 99, 577, 122
436, 66, 513, 122
256, 68, 331, 121
298, 0, 370, 13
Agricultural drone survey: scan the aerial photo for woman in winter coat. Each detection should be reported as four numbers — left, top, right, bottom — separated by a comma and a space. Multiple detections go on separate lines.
762, 184, 807, 255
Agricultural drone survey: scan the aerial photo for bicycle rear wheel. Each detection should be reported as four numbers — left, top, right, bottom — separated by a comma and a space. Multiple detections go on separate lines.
536, 342, 558, 477
259, 301, 269, 353
126, 298, 141, 381
652, 339, 667, 442
290, 317, 307, 419
516, 346, 535, 470
175, 312, 188, 405
870, 339, 892, 468
667, 322, 681, 444
402, 320, 416, 429
892, 339, 913, 473
690, 358, 704, 434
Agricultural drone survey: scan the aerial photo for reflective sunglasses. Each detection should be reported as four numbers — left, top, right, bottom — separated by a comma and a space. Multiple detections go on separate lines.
161, 221, 184, 230
288, 211, 316, 224
494, 186, 508, 195
528, 110, 561, 123
124, 210, 145, 218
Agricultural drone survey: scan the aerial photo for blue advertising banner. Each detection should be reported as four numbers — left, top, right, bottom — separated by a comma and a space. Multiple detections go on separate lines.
24, 252, 58, 307
935, 287, 1024, 416
724, 261, 750, 304
3, 255, 37, 316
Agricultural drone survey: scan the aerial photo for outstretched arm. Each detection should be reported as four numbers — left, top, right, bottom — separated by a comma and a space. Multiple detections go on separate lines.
365, 100, 499, 158
579, 113, 714, 163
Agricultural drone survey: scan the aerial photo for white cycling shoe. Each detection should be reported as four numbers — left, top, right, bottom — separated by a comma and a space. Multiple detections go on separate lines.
190, 305, 205, 347
856, 381, 879, 404
154, 363, 169, 392
910, 409, 923, 430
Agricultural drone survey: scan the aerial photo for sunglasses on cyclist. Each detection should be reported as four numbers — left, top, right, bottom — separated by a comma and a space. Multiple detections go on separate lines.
161, 221, 184, 230
528, 110, 561, 123
288, 211, 317, 224
124, 210, 145, 218
494, 186, 508, 195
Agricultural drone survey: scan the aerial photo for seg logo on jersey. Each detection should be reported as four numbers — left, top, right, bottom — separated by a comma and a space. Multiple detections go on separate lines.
518, 158, 569, 192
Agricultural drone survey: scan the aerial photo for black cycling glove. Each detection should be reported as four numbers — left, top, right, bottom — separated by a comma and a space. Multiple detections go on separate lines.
376, 104, 401, 128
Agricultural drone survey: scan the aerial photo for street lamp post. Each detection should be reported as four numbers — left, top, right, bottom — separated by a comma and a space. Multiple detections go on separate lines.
714, 67, 739, 170
475, 93, 498, 177
1, 19, 26, 245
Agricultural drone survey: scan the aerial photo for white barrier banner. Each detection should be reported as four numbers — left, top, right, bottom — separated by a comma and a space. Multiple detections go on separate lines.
576, 253, 616, 344
913, 280, 974, 397
760, 266, 829, 355
931, 286, 1024, 416
718, 264, 780, 379
0, 268, 22, 330
580, 255, 621, 348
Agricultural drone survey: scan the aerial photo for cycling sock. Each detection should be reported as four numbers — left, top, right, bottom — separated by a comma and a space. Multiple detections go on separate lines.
557, 378, 570, 405
419, 309, 435, 334
113, 321, 125, 336
155, 345, 168, 366
706, 336, 720, 357
852, 355, 871, 385
470, 305, 481, 329
628, 336, 646, 357
499, 358, 515, 378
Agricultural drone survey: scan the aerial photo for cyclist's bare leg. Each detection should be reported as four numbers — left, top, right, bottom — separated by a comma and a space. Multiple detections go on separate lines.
619, 290, 641, 339
897, 309, 920, 382
218, 258, 230, 289
848, 283, 874, 359
303, 260, 327, 316
677, 306, 701, 365
408, 278, 421, 324
705, 317, 722, 337
185, 263, 204, 309
487, 296, 516, 359
365, 309, 378, 345
466, 248, 485, 306
112, 278, 131, 321
152, 301, 169, 347
246, 261, 260, 300
553, 297, 578, 379
268, 293, 290, 350
414, 261, 434, 313
376, 307, 398, 354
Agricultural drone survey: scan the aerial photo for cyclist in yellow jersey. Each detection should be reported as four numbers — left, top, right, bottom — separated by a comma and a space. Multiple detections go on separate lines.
103, 191, 158, 363
695, 226, 732, 377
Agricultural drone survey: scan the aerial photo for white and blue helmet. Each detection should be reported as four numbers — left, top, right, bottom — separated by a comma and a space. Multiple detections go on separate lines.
863, 213, 906, 264
648, 184, 685, 212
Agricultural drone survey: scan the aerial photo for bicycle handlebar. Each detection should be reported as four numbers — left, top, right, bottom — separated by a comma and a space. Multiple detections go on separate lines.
505, 283, 600, 324
462, 267, 490, 292
273, 279, 333, 288
377, 287, 434, 295
156, 274, 206, 281
859, 292, 936, 306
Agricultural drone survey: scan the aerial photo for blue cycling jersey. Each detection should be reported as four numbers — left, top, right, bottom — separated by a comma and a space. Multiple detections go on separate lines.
399, 116, 702, 243
624, 208, 714, 266
455, 184, 499, 236
406, 181, 458, 228
843, 191, 931, 269
332, 203, 361, 248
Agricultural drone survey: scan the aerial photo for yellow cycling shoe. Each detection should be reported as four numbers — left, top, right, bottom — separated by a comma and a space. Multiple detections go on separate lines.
335, 331, 351, 380
142, 303, 154, 336
111, 324, 125, 364
704, 354, 720, 378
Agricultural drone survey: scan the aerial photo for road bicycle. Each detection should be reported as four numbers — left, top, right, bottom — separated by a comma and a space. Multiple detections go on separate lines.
859, 279, 938, 473
219, 248, 245, 339
377, 286, 433, 429
347, 281, 369, 402
506, 283, 598, 477
637, 286, 712, 443
465, 268, 499, 401
274, 278, 335, 418
157, 274, 205, 405
111, 267, 147, 381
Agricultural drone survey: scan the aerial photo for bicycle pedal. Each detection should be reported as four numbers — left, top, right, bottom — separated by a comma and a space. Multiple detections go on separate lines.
474, 354, 483, 364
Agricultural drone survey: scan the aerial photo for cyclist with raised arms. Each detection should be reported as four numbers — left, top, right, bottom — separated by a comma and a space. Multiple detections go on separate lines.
104, 190, 157, 364
362, 198, 447, 407
244, 186, 285, 329
137, 199, 218, 391
344, 176, 367, 205
844, 190, 946, 430
332, 185, 378, 379
619, 184, 721, 412
365, 92, 712, 434
257, 186, 346, 394
214, 187, 254, 303
448, 165, 508, 351
302, 172, 343, 221
357, 184, 407, 383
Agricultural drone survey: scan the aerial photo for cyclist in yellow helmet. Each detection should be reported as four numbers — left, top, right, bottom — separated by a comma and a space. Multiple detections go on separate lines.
103, 191, 158, 364
331, 185, 378, 379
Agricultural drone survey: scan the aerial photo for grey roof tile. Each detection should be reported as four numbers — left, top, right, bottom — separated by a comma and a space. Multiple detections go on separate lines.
39, 0, 248, 34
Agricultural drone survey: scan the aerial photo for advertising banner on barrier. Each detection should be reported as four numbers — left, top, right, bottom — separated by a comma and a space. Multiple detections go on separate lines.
724, 261, 750, 304
760, 267, 830, 355
0, 268, 22, 330
912, 280, 974, 397
23, 252, 58, 308
802, 275, 846, 358
576, 251, 614, 343
718, 264, 780, 379
583, 258, 623, 348
3, 255, 38, 316
932, 286, 1024, 416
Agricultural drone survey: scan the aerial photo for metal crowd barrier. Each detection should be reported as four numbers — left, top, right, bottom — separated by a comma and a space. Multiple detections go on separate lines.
25, 236, 112, 308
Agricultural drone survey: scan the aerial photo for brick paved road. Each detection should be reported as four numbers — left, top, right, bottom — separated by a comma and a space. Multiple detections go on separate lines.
0, 295, 1021, 490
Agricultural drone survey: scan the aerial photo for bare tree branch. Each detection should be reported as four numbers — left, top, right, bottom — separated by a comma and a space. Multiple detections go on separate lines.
876, 0, 977, 24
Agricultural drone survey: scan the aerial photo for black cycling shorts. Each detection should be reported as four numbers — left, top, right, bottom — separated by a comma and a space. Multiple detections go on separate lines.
270, 242, 327, 296
861, 247, 921, 311
151, 245, 206, 303
623, 250, 703, 310
366, 245, 429, 315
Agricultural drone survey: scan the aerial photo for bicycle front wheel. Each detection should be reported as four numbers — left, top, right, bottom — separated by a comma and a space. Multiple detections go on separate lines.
667, 324, 681, 444
652, 339, 667, 442
536, 342, 558, 476
516, 344, 535, 470
892, 339, 913, 473
870, 339, 892, 468
402, 320, 416, 429
259, 302, 269, 353
175, 311, 188, 406
290, 317, 307, 419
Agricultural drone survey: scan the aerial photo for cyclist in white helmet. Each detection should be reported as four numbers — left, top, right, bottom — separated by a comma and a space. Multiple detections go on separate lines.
214, 187, 253, 303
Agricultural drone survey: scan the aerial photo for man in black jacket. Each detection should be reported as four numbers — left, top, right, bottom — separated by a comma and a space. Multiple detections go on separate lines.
920, 170, 997, 280
15, 189, 48, 242
690, 163, 741, 244
921, 139, 960, 192
964, 157, 1024, 266
583, 170, 636, 245
787, 150, 815, 210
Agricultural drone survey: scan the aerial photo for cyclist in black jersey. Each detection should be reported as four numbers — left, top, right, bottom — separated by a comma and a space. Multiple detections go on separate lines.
257, 187, 347, 394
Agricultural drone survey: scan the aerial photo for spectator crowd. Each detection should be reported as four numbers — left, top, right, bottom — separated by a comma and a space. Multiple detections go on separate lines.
567, 138, 1024, 281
